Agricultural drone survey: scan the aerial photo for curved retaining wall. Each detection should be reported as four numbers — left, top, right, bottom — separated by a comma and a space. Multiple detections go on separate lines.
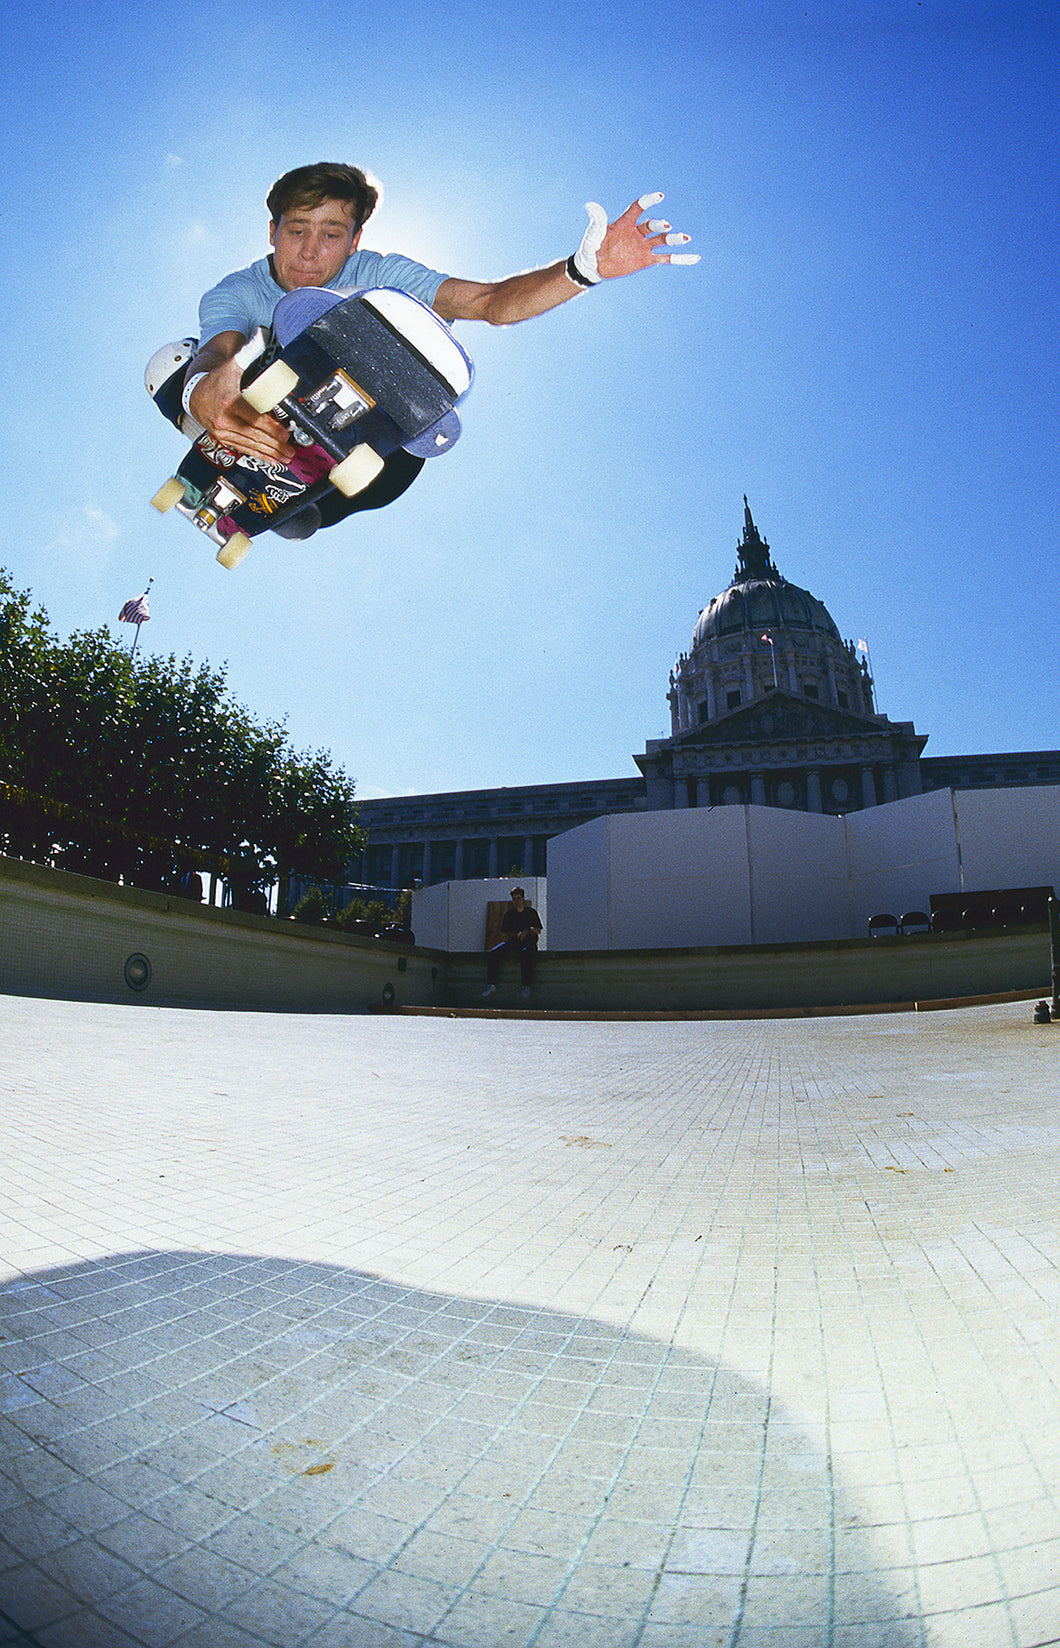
0, 857, 436, 1013
0, 856, 1050, 1016
436, 929, 1050, 1014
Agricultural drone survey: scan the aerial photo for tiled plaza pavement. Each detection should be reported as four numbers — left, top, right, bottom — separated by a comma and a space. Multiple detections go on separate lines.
0, 993, 1058, 1648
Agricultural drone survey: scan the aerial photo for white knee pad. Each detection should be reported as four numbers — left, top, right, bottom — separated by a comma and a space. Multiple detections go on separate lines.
144, 337, 198, 397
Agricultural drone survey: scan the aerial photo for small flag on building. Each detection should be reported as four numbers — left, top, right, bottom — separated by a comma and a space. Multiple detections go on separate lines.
118, 579, 153, 654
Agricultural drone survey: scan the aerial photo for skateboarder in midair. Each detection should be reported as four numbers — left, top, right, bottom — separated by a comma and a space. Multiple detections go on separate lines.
180, 162, 698, 469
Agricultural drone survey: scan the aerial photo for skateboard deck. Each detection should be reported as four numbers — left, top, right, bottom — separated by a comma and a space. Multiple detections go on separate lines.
150, 287, 473, 568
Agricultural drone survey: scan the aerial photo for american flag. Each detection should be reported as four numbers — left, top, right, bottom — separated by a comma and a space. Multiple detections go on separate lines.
119, 592, 150, 625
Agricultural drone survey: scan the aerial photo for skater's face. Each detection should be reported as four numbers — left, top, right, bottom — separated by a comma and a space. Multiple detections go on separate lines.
269, 199, 362, 290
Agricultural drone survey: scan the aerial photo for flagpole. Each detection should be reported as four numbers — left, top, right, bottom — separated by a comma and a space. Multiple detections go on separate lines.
857, 637, 876, 712
761, 632, 778, 689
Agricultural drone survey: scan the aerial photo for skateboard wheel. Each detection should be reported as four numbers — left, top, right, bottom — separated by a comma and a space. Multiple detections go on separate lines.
242, 360, 299, 415
329, 444, 385, 497
216, 532, 253, 570
151, 477, 186, 513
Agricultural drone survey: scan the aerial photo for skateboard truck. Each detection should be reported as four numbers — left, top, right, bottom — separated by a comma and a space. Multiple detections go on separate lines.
301, 370, 375, 432
151, 474, 254, 567
241, 361, 383, 491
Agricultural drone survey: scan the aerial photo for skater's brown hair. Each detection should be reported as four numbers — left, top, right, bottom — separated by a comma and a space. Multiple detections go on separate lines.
267, 163, 381, 232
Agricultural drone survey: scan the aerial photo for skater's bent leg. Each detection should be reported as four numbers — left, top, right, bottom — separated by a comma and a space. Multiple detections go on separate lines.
519, 937, 538, 987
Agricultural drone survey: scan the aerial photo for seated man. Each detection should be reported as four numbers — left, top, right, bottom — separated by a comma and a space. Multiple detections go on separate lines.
483, 888, 543, 999
160, 163, 697, 535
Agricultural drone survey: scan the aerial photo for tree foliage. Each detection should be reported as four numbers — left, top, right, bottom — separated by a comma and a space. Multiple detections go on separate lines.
334, 890, 412, 931
0, 568, 363, 901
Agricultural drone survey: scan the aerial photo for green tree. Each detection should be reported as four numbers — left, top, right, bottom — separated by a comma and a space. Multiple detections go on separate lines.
47, 628, 139, 879
0, 568, 364, 902
334, 896, 391, 932
270, 748, 363, 918
291, 886, 329, 924
334, 888, 412, 933
0, 570, 60, 860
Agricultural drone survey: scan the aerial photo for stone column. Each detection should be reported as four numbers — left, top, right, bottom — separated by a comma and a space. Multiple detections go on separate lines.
454, 840, 464, 880
421, 841, 432, 886
488, 838, 499, 878
751, 775, 767, 806
389, 846, 400, 888
860, 767, 878, 808
806, 769, 822, 813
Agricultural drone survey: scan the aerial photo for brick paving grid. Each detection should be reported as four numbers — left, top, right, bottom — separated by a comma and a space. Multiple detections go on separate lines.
0, 995, 1057, 1647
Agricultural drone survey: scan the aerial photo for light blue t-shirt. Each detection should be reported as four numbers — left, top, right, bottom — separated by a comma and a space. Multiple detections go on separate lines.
198, 250, 449, 342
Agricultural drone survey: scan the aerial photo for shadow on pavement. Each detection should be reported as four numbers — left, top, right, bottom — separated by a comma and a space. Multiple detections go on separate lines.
0, 1251, 921, 1646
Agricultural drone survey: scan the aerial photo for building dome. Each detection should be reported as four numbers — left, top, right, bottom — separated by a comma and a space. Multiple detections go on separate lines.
668, 500, 873, 736
693, 575, 841, 648
692, 503, 841, 648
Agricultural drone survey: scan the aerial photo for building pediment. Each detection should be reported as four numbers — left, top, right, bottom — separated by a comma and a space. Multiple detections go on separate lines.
669, 692, 906, 751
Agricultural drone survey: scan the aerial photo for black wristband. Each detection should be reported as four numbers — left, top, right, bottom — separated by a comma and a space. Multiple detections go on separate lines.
565, 254, 595, 289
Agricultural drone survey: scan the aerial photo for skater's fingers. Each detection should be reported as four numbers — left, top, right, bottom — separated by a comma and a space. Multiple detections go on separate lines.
214, 409, 292, 465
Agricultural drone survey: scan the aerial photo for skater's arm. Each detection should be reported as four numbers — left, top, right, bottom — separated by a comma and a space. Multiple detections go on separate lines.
185, 332, 294, 464
432, 195, 697, 326
433, 263, 577, 326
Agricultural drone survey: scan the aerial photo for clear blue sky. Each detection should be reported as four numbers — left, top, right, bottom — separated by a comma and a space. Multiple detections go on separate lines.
2, 0, 1057, 799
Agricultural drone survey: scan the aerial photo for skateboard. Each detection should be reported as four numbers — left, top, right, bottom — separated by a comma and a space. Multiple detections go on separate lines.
149, 286, 473, 569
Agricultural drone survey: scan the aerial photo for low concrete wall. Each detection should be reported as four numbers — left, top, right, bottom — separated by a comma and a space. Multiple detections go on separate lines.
435, 926, 1051, 1014
0, 855, 1050, 1016
0, 856, 440, 1013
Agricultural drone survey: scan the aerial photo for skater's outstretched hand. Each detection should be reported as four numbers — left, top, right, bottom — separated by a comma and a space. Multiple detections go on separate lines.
574, 194, 700, 284
433, 191, 697, 326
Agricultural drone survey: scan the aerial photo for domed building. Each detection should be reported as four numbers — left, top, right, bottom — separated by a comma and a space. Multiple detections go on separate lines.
672, 500, 872, 731
635, 500, 926, 813
352, 501, 1059, 893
